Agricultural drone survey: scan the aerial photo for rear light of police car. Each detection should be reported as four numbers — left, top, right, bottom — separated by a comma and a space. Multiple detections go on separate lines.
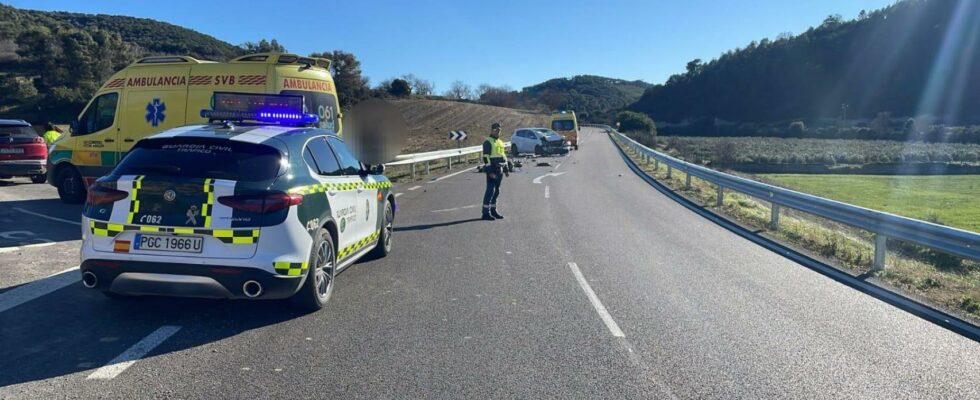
86, 186, 128, 206
218, 192, 302, 214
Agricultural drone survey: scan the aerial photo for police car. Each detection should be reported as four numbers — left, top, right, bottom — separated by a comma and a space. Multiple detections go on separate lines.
80, 93, 395, 310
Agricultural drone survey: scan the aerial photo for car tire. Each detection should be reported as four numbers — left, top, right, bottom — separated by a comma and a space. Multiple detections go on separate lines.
30, 174, 47, 184
370, 201, 393, 258
511, 144, 519, 157
534, 145, 543, 156
291, 227, 336, 311
56, 167, 86, 204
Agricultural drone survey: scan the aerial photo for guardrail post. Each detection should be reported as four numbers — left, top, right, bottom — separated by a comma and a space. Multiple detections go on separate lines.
448, 156, 453, 171
425, 161, 430, 175
654, 159, 659, 171
411, 163, 416, 180
872, 234, 888, 272
716, 185, 724, 207
770, 204, 780, 230
666, 165, 672, 179
685, 173, 692, 190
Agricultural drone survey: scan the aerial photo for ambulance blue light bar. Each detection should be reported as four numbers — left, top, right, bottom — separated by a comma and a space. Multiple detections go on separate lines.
201, 92, 319, 125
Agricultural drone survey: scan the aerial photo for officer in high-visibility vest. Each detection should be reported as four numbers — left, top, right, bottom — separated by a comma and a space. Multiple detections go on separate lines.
42, 122, 62, 144
482, 122, 508, 220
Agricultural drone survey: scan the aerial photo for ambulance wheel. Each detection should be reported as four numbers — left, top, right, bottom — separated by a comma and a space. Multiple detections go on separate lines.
56, 167, 86, 204
292, 227, 335, 311
30, 174, 47, 184
370, 201, 393, 258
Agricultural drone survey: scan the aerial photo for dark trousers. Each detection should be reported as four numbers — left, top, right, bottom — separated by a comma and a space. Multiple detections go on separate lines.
482, 171, 502, 211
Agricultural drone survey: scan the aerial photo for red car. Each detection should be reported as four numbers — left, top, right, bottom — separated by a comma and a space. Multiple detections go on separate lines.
0, 119, 47, 183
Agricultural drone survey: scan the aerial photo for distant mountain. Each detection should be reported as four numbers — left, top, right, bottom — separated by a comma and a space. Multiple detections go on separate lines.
0, 4, 243, 60
630, 0, 980, 126
521, 75, 651, 121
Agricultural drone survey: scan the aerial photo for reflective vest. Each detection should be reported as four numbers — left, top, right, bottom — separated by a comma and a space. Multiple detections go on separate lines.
43, 130, 62, 144
483, 137, 507, 165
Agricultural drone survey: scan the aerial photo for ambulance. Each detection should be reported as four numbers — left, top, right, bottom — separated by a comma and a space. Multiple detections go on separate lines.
48, 52, 342, 203
550, 110, 579, 150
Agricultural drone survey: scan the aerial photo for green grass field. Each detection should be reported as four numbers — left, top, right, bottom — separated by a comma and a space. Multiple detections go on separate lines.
759, 174, 980, 232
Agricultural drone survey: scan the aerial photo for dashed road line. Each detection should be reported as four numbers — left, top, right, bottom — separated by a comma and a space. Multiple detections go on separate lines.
407, 185, 422, 191
87, 325, 182, 380
568, 262, 624, 337
394, 193, 403, 198
545, 185, 550, 199
13, 207, 81, 226
0, 267, 79, 314
532, 172, 567, 184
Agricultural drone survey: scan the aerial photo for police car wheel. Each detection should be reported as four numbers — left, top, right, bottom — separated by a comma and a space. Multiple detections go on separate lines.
292, 228, 335, 311
370, 201, 393, 258
56, 168, 86, 204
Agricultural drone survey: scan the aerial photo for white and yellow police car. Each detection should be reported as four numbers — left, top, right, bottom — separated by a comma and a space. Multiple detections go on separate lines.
80, 93, 394, 310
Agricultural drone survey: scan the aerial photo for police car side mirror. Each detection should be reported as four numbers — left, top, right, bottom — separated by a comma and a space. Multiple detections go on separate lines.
373, 164, 386, 175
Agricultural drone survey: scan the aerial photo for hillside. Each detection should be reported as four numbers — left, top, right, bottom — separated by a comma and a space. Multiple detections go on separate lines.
390, 99, 549, 153
630, 0, 980, 126
522, 75, 651, 121
0, 4, 241, 60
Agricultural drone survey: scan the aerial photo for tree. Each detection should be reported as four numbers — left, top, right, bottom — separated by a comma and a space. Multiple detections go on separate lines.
446, 80, 473, 100
616, 111, 657, 146
388, 78, 412, 97
401, 74, 435, 96
242, 38, 286, 53
538, 89, 567, 110
685, 59, 703, 75
478, 85, 518, 108
310, 50, 369, 108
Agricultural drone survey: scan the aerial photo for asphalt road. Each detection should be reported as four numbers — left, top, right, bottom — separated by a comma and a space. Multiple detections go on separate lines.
1, 128, 978, 399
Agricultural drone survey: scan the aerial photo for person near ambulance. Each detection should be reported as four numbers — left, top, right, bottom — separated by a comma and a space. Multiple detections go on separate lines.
482, 122, 509, 221
42, 122, 62, 144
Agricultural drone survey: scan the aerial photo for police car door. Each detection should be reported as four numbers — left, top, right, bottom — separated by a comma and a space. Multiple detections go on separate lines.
304, 137, 360, 256
327, 137, 377, 251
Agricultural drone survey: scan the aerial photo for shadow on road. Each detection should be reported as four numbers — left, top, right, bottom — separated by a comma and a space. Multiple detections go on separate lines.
0, 278, 308, 387
0, 199, 83, 246
394, 218, 484, 232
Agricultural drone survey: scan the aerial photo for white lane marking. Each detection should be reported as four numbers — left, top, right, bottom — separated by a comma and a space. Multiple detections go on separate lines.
87, 325, 182, 380
545, 186, 550, 199
532, 172, 567, 184
407, 185, 422, 191
555, 162, 563, 170
0, 267, 79, 314
0, 241, 56, 254
13, 207, 81, 226
394, 193, 403, 198
432, 166, 474, 182
568, 262, 625, 337
431, 204, 479, 213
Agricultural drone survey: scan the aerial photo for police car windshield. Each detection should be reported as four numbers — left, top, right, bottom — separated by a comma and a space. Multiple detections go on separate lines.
116, 138, 282, 182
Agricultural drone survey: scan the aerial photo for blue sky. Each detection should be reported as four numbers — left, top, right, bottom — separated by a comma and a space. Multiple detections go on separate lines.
8, 0, 893, 92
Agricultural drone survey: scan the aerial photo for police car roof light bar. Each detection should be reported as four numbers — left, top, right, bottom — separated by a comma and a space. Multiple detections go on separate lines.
201, 92, 319, 126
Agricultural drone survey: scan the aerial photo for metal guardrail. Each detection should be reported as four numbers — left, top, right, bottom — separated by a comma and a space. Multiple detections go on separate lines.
386, 142, 510, 179
611, 130, 980, 269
